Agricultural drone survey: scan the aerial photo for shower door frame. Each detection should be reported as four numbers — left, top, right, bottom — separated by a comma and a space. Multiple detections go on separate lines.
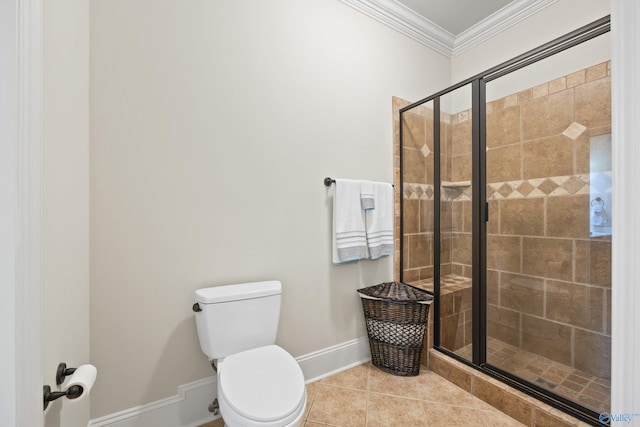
399, 15, 611, 426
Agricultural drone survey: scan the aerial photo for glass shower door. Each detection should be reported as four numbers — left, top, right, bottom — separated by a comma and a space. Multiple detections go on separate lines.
484, 56, 612, 414
438, 85, 474, 361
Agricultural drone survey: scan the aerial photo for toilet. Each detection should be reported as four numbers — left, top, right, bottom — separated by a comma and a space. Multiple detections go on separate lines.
193, 280, 306, 427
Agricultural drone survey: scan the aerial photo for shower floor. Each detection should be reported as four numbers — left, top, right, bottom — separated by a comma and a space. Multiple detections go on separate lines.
456, 337, 611, 414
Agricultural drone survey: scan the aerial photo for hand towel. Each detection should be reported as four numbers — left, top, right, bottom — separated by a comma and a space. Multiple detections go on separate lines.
360, 180, 375, 211
332, 179, 368, 264
591, 203, 608, 226
365, 182, 394, 259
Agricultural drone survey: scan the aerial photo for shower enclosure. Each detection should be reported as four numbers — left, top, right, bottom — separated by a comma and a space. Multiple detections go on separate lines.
398, 17, 611, 425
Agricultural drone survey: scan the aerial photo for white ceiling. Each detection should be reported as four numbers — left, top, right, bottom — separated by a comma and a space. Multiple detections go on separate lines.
339, 0, 558, 57
396, 0, 514, 35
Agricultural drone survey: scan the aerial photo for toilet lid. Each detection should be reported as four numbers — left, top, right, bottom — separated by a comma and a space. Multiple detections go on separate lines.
220, 345, 305, 422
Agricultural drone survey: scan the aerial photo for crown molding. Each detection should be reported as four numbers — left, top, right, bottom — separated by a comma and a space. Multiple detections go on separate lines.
339, 0, 455, 56
453, 0, 558, 57
339, 0, 558, 58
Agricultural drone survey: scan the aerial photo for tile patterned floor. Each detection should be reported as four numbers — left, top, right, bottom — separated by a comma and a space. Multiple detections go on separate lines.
200, 362, 525, 427
458, 337, 611, 414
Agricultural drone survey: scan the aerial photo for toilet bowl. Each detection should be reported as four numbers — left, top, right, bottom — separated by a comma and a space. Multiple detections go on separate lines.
217, 345, 306, 427
192, 281, 306, 427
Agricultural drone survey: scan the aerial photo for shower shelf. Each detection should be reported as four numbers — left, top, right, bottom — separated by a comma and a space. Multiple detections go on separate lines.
441, 180, 471, 188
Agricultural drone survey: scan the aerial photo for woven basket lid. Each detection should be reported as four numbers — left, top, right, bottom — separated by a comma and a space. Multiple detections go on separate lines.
357, 282, 433, 302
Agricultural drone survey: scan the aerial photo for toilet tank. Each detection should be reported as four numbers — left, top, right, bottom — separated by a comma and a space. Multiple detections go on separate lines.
194, 280, 282, 360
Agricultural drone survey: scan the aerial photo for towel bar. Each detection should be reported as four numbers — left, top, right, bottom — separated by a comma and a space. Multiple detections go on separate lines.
323, 177, 393, 187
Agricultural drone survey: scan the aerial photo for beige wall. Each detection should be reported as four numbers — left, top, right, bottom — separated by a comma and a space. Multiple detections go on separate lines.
43, 0, 90, 426
89, 0, 450, 417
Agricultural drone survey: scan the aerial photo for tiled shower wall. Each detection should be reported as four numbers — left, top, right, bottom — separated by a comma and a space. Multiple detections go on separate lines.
484, 61, 611, 379
393, 61, 612, 379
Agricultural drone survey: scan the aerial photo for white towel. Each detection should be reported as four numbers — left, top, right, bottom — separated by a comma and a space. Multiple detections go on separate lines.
365, 182, 394, 259
360, 180, 375, 211
332, 179, 368, 264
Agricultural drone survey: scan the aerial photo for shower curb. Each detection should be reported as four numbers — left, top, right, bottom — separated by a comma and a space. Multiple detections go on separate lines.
428, 349, 589, 427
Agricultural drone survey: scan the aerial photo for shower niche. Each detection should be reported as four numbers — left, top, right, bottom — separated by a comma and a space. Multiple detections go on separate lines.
397, 16, 611, 426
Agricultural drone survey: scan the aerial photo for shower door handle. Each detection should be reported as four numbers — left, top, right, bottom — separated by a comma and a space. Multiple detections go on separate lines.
485, 203, 489, 222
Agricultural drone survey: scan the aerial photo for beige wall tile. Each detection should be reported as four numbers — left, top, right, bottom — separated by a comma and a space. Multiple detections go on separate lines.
420, 200, 434, 233
487, 269, 500, 305
548, 77, 567, 94
451, 233, 472, 266
487, 200, 500, 234
441, 234, 452, 265
546, 195, 590, 238
575, 239, 611, 287
566, 70, 586, 88
546, 280, 604, 332
441, 201, 453, 232
521, 315, 572, 365
487, 235, 521, 273
451, 120, 472, 155
575, 77, 611, 129
440, 290, 455, 317
523, 135, 573, 179
532, 83, 549, 99
404, 148, 428, 184
522, 237, 573, 281
408, 234, 432, 269
522, 89, 573, 141
486, 106, 521, 148
403, 199, 419, 234
574, 133, 590, 174
585, 62, 607, 83
500, 273, 544, 316
605, 288, 611, 335
500, 198, 544, 236
440, 313, 465, 351
402, 111, 426, 149
574, 329, 611, 379
461, 201, 472, 233
451, 201, 464, 233
487, 304, 520, 347
518, 88, 532, 104
487, 144, 521, 183
403, 268, 420, 283
452, 153, 472, 182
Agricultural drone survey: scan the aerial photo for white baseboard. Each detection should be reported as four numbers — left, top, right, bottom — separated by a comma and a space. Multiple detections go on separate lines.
88, 377, 218, 427
88, 337, 371, 427
297, 337, 371, 383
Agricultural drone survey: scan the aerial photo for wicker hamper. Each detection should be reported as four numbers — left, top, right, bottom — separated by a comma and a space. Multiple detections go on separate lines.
357, 282, 433, 376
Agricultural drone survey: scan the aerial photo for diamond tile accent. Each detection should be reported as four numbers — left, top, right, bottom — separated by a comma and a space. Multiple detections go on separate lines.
562, 176, 587, 195
549, 186, 570, 196
498, 183, 513, 198
425, 186, 434, 199
538, 179, 559, 195
563, 122, 587, 140
421, 144, 431, 157
403, 183, 434, 200
516, 181, 535, 197
408, 174, 597, 201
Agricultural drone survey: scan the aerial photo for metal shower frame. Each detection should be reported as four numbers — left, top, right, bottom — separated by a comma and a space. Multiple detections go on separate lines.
398, 15, 611, 426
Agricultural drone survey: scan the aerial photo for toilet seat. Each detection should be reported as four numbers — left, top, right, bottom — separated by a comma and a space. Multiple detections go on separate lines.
219, 345, 306, 424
